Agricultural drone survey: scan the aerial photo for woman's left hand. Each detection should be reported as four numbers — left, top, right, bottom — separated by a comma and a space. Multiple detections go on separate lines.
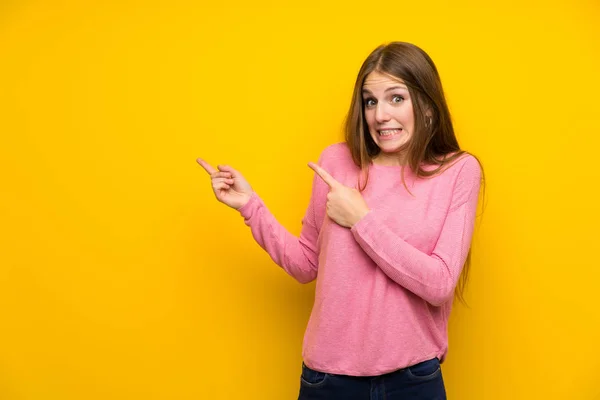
308, 162, 371, 228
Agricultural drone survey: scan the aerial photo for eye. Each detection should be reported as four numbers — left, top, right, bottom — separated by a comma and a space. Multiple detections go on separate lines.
364, 98, 376, 108
391, 95, 404, 104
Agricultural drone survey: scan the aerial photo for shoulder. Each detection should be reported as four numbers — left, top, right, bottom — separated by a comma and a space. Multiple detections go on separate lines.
434, 152, 482, 182
445, 154, 483, 205
425, 153, 482, 202
318, 142, 352, 161
317, 142, 355, 170
452, 153, 482, 179
428, 153, 483, 209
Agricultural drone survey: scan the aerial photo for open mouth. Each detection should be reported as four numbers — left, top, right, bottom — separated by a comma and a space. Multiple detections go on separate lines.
378, 128, 402, 137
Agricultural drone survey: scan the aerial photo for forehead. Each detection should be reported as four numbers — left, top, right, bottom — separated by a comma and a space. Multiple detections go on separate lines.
362, 71, 407, 90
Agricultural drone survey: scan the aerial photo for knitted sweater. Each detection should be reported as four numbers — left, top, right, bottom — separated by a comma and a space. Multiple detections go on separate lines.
238, 142, 482, 376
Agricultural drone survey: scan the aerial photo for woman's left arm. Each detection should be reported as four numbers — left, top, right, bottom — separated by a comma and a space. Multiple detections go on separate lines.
350, 157, 482, 306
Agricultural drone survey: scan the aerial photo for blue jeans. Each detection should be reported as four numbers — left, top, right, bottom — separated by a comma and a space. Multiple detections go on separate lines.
297, 358, 446, 400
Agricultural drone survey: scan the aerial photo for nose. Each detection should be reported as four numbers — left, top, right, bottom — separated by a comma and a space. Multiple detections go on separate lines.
375, 103, 391, 123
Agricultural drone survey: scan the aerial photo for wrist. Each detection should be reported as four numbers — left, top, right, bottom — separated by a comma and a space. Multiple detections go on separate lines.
235, 192, 255, 211
351, 208, 371, 228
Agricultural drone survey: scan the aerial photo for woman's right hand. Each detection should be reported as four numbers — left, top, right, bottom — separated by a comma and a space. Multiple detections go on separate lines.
196, 158, 253, 210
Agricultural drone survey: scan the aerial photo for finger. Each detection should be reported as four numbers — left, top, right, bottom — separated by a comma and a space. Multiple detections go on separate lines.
217, 164, 241, 177
212, 182, 231, 191
197, 158, 217, 175
308, 162, 340, 188
213, 177, 234, 185
212, 171, 233, 179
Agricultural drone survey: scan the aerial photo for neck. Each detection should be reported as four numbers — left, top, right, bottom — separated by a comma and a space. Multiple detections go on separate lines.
372, 152, 408, 167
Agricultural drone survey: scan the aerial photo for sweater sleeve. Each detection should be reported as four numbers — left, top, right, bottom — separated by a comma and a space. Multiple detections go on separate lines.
350, 156, 482, 306
236, 153, 329, 284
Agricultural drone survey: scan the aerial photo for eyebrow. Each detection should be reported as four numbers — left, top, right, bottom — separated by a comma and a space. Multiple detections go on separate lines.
362, 86, 408, 94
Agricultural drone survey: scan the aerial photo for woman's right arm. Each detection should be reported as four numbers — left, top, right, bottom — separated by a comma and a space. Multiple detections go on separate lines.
237, 189, 321, 283
197, 156, 327, 284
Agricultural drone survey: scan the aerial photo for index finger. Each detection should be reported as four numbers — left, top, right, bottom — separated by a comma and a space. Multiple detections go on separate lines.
196, 158, 217, 175
308, 162, 339, 188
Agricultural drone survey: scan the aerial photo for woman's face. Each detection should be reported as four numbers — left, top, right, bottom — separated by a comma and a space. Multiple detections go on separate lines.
362, 71, 415, 166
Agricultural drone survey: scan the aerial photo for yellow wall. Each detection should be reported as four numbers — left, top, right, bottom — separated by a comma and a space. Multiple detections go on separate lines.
1, 1, 599, 399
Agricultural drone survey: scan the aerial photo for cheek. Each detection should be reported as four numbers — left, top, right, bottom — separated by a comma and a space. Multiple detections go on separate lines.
396, 106, 415, 127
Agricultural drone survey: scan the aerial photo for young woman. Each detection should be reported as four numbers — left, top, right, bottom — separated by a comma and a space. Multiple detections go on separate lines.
198, 41, 484, 400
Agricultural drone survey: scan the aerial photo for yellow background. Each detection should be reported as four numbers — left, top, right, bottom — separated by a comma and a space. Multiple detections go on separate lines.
1, 1, 599, 399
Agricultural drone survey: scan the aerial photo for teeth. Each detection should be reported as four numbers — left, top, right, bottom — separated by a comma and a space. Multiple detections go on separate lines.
379, 129, 401, 136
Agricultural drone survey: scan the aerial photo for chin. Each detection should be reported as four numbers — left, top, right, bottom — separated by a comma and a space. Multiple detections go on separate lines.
378, 141, 409, 153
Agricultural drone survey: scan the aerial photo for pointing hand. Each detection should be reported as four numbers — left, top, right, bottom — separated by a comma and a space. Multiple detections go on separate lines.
308, 162, 370, 228
197, 158, 253, 210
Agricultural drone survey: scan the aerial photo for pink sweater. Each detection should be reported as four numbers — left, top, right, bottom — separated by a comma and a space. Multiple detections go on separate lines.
238, 142, 482, 376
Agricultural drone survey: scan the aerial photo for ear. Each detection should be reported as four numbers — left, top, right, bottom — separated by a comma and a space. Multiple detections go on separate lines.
424, 108, 433, 127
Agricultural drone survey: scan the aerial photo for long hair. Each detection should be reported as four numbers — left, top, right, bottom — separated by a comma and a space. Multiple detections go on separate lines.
344, 42, 485, 304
